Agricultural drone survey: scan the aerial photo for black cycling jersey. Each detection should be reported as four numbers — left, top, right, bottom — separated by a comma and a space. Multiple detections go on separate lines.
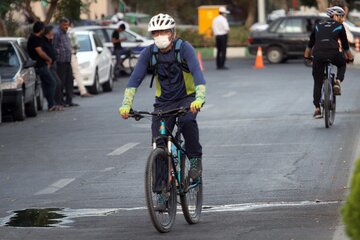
308, 19, 349, 55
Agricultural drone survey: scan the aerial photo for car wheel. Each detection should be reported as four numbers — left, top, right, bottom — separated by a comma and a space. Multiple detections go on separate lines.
89, 69, 101, 94
36, 83, 44, 111
14, 93, 26, 121
266, 46, 284, 64
102, 66, 113, 92
25, 92, 38, 117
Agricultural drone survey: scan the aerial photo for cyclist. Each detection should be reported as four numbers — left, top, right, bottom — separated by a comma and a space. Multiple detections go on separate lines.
112, 23, 129, 78
304, 6, 353, 119
119, 13, 206, 190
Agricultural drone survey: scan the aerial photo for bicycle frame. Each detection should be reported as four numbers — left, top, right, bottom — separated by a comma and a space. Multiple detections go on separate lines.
153, 117, 191, 194
321, 63, 335, 105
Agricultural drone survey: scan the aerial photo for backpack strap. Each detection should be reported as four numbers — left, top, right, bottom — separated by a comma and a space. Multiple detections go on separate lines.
149, 44, 159, 88
174, 38, 183, 64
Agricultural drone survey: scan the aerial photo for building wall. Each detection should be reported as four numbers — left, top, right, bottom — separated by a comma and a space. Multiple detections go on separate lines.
28, 0, 116, 21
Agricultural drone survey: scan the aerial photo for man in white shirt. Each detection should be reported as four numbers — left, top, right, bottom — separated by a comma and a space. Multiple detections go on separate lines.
212, 6, 230, 70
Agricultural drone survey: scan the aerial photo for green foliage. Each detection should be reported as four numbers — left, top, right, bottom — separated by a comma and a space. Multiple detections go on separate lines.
342, 157, 360, 240
54, 0, 82, 21
0, 0, 21, 18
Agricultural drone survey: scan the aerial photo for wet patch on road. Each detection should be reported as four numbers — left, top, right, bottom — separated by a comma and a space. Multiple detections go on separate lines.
0, 208, 119, 228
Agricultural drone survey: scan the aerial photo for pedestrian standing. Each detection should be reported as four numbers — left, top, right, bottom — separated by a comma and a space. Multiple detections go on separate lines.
42, 25, 64, 111
212, 6, 230, 70
68, 27, 92, 97
27, 21, 57, 111
53, 17, 79, 107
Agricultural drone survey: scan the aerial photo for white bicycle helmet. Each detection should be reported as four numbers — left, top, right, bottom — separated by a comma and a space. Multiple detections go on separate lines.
148, 13, 176, 32
327, 6, 345, 17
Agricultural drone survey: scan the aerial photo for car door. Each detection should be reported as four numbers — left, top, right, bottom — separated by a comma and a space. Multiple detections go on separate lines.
14, 43, 36, 102
93, 33, 109, 83
274, 17, 308, 54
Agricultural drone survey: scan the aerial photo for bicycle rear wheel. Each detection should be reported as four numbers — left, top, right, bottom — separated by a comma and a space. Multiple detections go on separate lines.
323, 79, 331, 128
145, 148, 177, 233
330, 94, 336, 126
180, 154, 203, 224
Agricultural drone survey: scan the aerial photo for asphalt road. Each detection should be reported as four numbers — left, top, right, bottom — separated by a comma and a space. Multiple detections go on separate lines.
1, 58, 360, 240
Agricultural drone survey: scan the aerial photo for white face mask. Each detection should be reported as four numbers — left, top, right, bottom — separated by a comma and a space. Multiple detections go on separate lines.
154, 35, 171, 49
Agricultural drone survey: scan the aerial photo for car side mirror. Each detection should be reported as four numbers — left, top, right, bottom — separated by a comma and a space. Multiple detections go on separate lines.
24, 59, 36, 68
96, 47, 103, 53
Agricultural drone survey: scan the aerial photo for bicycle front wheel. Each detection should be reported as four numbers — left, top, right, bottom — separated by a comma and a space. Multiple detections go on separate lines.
180, 154, 203, 224
122, 56, 138, 75
145, 148, 177, 233
323, 79, 331, 128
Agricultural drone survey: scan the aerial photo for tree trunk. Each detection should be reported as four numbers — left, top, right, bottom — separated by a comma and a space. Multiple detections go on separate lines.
23, 0, 40, 22
45, 0, 59, 24
316, 0, 329, 12
245, 1, 256, 29
0, 19, 8, 37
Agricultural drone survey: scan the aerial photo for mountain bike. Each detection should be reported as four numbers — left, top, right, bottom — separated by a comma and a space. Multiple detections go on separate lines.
321, 60, 336, 128
129, 107, 203, 233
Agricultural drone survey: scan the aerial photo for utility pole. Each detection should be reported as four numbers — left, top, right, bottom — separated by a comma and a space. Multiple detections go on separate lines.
258, 0, 266, 24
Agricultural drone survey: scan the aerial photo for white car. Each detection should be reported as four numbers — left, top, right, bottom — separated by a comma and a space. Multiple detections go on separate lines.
71, 25, 154, 57
72, 31, 114, 94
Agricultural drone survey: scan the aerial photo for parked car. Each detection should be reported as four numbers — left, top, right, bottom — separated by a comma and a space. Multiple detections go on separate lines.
0, 38, 40, 121
0, 37, 44, 111
72, 30, 114, 94
248, 15, 327, 63
0, 75, 2, 124
71, 25, 153, 57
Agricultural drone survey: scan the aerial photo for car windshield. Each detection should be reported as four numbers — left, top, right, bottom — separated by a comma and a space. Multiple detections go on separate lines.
0, 42, 20, 68
76, 34, 92, 52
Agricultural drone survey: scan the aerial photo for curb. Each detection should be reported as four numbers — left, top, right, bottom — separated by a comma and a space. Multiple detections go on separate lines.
195, 47, 249, 59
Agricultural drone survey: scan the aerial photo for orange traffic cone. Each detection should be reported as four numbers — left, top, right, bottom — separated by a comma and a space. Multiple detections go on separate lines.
197, 51, 204, 72
253, 47, 265, 69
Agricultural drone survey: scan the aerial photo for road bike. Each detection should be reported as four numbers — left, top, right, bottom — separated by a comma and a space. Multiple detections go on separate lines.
321, 60, 336, 128
129, 107, 203, 233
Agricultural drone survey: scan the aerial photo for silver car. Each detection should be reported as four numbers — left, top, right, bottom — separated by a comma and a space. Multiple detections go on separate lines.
0, 38, 40, 121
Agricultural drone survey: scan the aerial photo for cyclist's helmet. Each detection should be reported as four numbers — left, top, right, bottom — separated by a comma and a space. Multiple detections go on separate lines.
148, 13, 176, 32
326, 6, 346, 17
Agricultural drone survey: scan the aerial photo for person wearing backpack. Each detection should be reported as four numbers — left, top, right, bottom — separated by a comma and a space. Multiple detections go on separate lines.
119, 13, 206, 184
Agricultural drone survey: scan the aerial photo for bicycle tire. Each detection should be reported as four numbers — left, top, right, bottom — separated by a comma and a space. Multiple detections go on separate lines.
145, 148, 177, 233
330, 95, 336, 126
180, 153, 203, 224
323, 78, 330, 128
122, 56, 138, 75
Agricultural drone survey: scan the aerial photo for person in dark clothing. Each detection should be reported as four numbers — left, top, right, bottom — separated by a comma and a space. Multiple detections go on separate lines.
53, 17, 79, 107
42, 25, 64, 111
27, 21, 58, 111
112, 23, 128, 78
304, 6, 353, 119
212, 6, 230, 70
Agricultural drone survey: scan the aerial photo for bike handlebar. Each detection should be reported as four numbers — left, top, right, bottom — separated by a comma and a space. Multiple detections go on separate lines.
129, 107, 190, 121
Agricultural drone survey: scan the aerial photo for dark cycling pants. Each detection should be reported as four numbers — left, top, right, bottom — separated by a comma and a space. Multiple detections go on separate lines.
312, 51, 346, 108
114, 48, 129, 78
151, 96, 202, 159
151, 96, 202, 193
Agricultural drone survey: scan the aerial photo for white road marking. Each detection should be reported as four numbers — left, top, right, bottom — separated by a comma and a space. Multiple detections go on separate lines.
35, 178, 76, 195
107, 143, 139, 156
0, 200, 340, 227
222, 91, 237, 98
100, 167, 115, 172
